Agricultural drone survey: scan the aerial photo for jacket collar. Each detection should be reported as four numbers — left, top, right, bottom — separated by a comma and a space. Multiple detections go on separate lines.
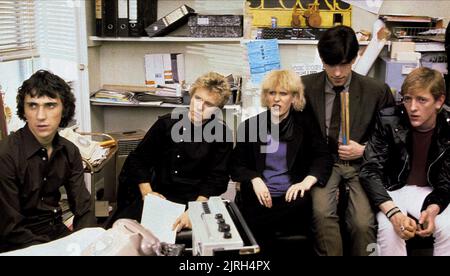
396, 105, 450, 148
435, 106, 450, 148
253, 110, 302, 171
309, 71, 362, 136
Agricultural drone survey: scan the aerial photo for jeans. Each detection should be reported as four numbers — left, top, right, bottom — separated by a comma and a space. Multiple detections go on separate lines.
377, 185, 450, 256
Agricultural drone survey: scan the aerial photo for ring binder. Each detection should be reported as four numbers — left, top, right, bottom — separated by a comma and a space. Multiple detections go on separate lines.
104, 0, 118, 37
95, 0, 105, 37
145, 5, 195, 37
129, 0, 157, 37
117, 0, 129, 37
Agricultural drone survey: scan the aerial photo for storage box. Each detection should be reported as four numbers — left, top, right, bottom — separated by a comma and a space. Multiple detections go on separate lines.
375, 57, 420, 102
188, 15, 243, 38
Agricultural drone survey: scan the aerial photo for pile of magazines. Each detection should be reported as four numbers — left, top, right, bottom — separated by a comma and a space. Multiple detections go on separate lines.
90, 85, 185, 105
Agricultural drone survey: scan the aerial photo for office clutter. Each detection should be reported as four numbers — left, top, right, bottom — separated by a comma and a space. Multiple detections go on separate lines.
353, 19, 390, 76
59, 127, 114, 169
91, 85, 186, 106
95, 2, 245, 39
95, 0, 157, 37
144, 53, 185, 88
380, 14, 445, 43
368, 15, 448, 100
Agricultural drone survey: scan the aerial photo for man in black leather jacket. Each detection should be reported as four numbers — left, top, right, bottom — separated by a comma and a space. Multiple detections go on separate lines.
360, 67, 450, 256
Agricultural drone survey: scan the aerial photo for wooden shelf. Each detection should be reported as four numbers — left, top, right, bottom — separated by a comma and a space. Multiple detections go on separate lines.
90, 36, 373, 46
89, 36, 242, 43
90, 100, 241, 111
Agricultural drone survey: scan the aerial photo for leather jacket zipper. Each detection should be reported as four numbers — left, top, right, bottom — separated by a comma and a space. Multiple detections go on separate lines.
427, 148, 448, 186
398, 152, 409, 183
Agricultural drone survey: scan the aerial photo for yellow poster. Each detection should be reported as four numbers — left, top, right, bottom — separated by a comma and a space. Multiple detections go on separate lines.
247, 0, 352, 28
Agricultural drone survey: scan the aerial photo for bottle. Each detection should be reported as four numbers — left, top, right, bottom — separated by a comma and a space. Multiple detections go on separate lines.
271, 17, 278, 28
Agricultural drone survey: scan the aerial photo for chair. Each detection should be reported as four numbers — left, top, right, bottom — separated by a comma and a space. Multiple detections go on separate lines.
76, 131, 118, 218
76, 131, 118, 174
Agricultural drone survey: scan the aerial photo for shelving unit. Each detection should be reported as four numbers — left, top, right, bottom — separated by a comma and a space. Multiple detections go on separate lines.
90, 36, 372, 45
89, 36, 242, 43
90, 100, 242, 110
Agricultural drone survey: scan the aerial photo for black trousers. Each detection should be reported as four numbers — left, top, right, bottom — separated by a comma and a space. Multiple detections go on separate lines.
1, 216, 71, 253
240, 188, 312, 254
105, 198, 144, 228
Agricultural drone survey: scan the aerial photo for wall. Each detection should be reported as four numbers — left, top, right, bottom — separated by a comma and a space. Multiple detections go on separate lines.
352, 0, 450, 33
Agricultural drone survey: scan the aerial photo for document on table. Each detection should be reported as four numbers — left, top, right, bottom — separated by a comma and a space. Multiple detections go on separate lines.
141, 194, 186, 244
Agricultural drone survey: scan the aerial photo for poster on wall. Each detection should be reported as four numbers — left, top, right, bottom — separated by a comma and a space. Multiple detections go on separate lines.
247, 0, 352, 28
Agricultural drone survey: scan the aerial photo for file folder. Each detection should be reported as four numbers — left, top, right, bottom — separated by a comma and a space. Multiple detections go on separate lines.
104, 0, 118, 37
117, 0, 129, 37
129, 0, 157, 37
145, 5, 195, 37
95, 0, 105, 37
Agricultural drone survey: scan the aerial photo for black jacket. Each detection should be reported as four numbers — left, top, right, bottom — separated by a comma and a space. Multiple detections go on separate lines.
117, 111, 233, 208
230, 110, 333, 198
360, 105, 450, 214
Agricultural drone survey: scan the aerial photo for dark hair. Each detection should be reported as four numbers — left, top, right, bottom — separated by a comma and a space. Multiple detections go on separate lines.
16, 70, 75, 128
318, 25, 359, 65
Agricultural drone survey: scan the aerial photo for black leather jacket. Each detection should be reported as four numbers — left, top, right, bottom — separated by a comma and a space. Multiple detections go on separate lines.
360, 105, 450, 214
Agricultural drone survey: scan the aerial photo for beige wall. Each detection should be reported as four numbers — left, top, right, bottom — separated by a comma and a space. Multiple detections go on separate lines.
85, 0, 450, 131
352, 0, 450, 33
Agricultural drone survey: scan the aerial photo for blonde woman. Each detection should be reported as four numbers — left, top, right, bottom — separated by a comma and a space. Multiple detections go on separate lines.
230, 70, 333, 254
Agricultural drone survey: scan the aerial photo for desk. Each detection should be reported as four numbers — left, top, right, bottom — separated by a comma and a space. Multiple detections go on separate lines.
78, 132, 118, 217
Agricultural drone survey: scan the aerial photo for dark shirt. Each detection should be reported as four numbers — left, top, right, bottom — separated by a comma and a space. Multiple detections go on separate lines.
407, 129, 434, 187
120, 110, 233, 205
0, 125, 95, 252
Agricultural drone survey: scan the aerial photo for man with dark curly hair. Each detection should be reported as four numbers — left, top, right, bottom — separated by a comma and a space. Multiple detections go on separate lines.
0, 70, 95, 253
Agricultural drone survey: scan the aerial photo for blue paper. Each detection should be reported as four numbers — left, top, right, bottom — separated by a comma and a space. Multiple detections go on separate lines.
246, 39, 281, 85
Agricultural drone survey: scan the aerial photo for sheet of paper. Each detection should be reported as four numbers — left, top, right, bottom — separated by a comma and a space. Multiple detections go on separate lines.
342, 0, 383, 15
141, 194, 186, 244
0, 228, 106, 256
246, 39, 281, 85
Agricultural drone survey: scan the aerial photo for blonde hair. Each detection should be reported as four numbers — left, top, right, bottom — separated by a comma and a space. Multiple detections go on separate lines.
189, 72, 231, 108
261, 69, 306, 111
401, 67, 445, 100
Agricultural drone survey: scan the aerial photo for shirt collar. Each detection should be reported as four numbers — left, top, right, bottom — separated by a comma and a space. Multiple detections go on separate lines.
22, 125, 63, 159
325, 72, 352, 94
